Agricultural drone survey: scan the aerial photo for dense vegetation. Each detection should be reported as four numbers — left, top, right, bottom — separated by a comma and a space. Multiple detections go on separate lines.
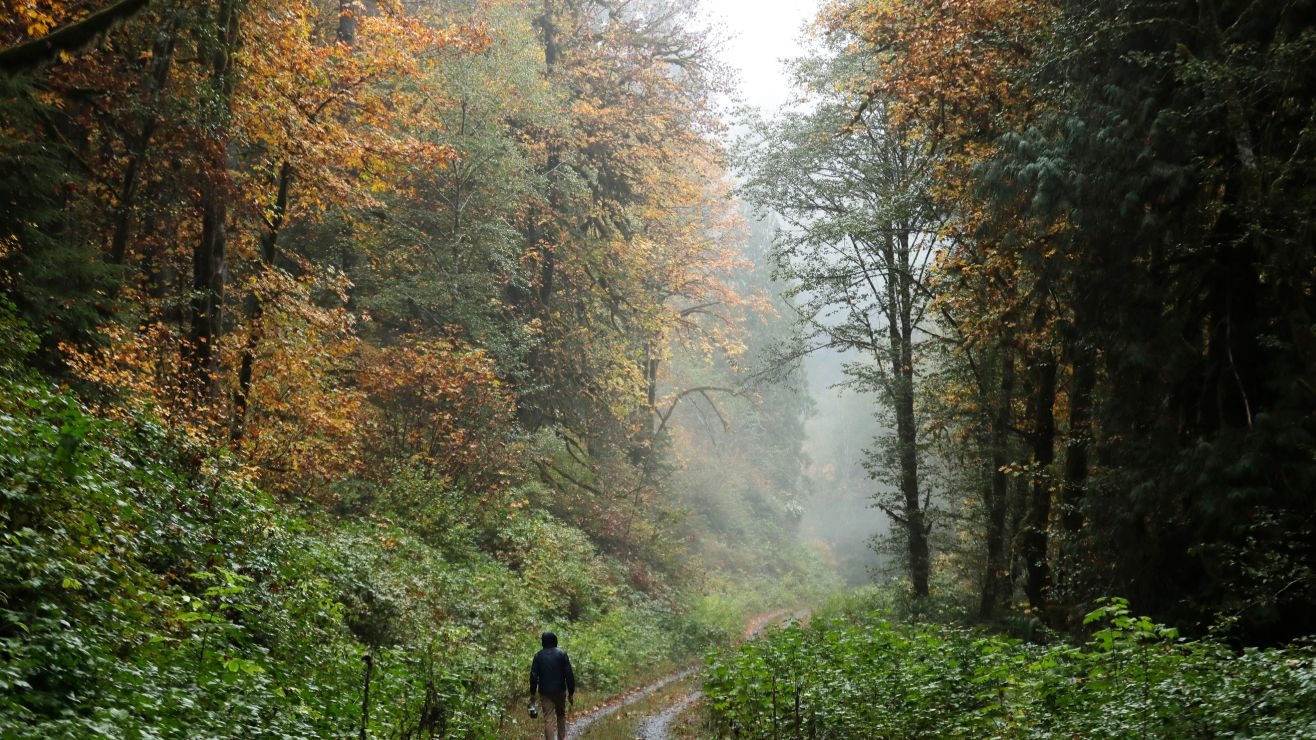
739, 0, 1316, 642
0, 0, 827, 736
712, 0, 1316, 727
704, 590, 1316, 738
3, 0, 1316, 736
0, 307, 829, 736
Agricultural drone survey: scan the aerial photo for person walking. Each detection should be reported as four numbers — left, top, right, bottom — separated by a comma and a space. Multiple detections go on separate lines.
529, 630, 576, 740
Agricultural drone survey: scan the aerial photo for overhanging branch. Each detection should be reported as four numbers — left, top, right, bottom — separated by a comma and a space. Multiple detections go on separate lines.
534, 459, 606, 498
653, 385, 737, 438
0, 0, 152, 75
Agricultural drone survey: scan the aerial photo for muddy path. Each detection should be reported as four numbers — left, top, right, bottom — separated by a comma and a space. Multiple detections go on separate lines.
631, 689, 701, 740
564, 665, 699, 737
567, 609, 809, 739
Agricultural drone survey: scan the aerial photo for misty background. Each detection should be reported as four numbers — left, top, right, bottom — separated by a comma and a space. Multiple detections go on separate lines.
680, 0, 893, 585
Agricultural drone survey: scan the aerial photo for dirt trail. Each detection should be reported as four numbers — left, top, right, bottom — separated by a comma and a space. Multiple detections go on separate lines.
567, 609, 809, 739
632, 690, 700, 740
564, 665, 698, 737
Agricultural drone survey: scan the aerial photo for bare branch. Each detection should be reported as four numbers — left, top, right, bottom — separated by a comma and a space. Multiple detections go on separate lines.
654, 385, 738, 437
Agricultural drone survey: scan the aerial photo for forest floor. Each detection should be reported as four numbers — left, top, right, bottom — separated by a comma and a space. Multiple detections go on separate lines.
567, 609, 811, 739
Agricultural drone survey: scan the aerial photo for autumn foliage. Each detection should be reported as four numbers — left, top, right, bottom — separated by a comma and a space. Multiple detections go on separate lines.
1, 0, 760, 563
358, 336, 518, 490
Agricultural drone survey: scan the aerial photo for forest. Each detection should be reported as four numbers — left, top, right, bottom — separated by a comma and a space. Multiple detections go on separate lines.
1, 0, 1314, 737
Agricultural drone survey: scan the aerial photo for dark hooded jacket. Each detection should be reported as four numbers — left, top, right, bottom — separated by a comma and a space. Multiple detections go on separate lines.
529, 631, 575, 697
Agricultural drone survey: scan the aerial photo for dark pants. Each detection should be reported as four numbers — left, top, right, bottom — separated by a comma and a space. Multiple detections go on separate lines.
539, 690, 567, 740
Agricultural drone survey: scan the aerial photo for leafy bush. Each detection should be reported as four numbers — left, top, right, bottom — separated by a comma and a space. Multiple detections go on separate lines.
0, 374, 365, 736
0, 368, 537, 736
703, 595, 1316, 738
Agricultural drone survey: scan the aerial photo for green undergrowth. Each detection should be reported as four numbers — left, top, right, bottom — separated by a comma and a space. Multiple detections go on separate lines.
702, 588, 1316, 738
0, 367, 530, 736
0, 316, 829, 737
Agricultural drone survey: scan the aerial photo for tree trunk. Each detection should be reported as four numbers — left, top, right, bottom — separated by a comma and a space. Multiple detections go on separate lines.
110, 10, 179, 267
185, 0, 240, 403
1052, 336, 1095, 622
1021, 345, 1057, 611
1060, 342, 1095, 537
188, 177, 227, 399
537, 0, 560, 311
979, 346, 1015, 620
885, 230, 928, 597
232, 160, 292, 439
896, 330, 929, 597
0, 0, 151, 74
338, 0, 358, 46
358, 651, 373, 740
519, 0, 561, 432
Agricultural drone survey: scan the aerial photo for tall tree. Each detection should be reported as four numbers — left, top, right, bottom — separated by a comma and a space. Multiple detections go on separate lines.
737, 42, 944, 596
820, 0, 1058, 612
520, 0, 744, 483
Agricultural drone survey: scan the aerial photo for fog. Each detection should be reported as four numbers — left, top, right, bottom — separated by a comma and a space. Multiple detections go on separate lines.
799, 351, 893, 585
700, 0, 820, 112
715, 0, 893, 583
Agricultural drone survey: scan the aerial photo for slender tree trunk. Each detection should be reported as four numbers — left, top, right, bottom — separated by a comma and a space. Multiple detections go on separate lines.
338, 0, 358, 46
1061, 342, 1095, 536
1053, 336, 1096, 622
979, 346, 1015, 620
185, 0, 240, 403
359, 651, 373, 740
537, 0, 559, 311
1021, 343, 1057, 611
884, 231, 928, 597
232, 160, 292, 439
645, 353, 659, 409
628, 346, 660, 465
188, 177, 227, 398
519, 0, 561, 432
110, 10, 179, 267
895, 328, 929, 597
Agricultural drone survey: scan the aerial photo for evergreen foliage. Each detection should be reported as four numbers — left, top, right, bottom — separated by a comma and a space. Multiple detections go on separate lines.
740, 0, 1316, 642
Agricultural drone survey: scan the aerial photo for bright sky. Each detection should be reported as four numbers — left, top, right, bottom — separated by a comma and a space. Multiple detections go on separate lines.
700, 0, 821, 114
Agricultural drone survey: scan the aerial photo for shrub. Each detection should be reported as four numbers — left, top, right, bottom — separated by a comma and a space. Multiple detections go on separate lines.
703, 595, 1316, 738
